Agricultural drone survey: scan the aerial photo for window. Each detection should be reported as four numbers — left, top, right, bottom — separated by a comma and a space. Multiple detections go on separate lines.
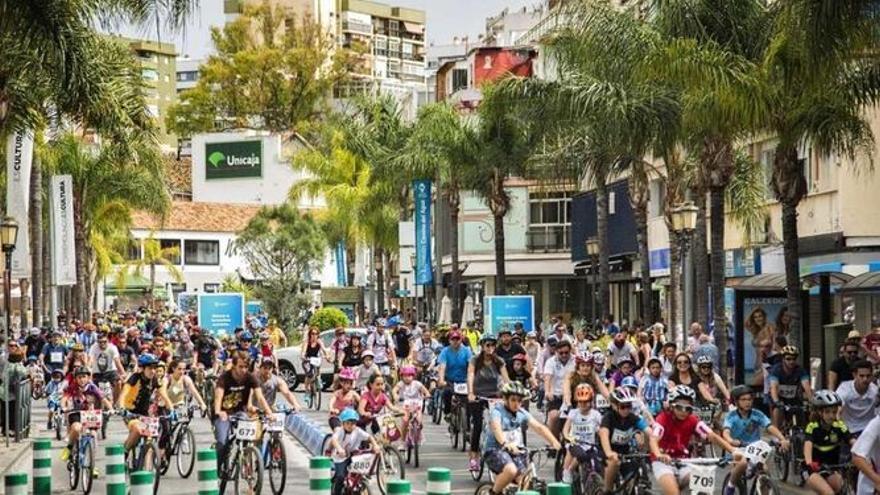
530, 191, 572, 224
142, 68, 159, 81
176, 70, 199, 82
159, 239, 181, 265
648, 179, 666, 218
203, 283, 220, 293
451, 69, 468, 92
389, 20, 400, 37
799, 143, 814, 192
184, 240, 220, 265
125, 240, 141, 261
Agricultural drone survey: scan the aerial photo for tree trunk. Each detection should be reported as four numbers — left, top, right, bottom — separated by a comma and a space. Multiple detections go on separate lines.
30, 152, 43, 327
693, 192, 709, 328
710, 186, 729, 378
449, 191, 461, 324
42, 224, 50, 326
73, 192, 87, 321
668, 233, 682, 345
493, 210, 506, 295
773, 145, 807, 346
596, 180, 610, 320
19, 278, 28, 329
635, 201, 652, 324
375, 247, 385, 315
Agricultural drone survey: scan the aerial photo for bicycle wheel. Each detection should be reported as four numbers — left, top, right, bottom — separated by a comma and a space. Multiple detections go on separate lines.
770, 446, 790, 482
176, 426, 196, 478
81, 438, 95, 494
722, 470, 748, 495
315, 379, 323, 410
449, 407, 459, 449
267, 436, 287, 495
554, 447, 565, 481
140, 442, 162, 495
458, 406, 469, 452
473, 482, 494, 495
582, 471, 603, 495
69, 447, 80, 490
431, 390, 442, 425
376, 446, 405, 495
218, 445, 236, 495
236, 445, 263, 495
751, 474, 783, 495
159, 432, 172, 476
55, 416, 62, 441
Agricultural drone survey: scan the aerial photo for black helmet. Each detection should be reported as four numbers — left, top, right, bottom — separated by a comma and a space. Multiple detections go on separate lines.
731, 385, 753, 400
74, 366, 91, 377
479, 334, 497, 345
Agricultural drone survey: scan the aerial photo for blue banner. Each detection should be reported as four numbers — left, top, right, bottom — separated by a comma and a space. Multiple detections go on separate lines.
413, 179, 433, 285
335, 241, 347, 286
484, 295, 535, 335
198, 293, 245, 337
246, 300, 263, 316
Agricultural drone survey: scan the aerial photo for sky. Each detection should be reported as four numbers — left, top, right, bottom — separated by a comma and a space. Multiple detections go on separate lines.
118, 0, 540, 59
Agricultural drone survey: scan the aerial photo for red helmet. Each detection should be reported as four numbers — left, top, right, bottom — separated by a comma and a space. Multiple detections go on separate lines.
512, 353, 528, 363
448, 330, 463, 341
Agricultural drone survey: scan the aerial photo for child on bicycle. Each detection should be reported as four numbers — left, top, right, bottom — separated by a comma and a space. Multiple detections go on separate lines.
561, 384, 603, 484
358, 373, 402, 436
61, 367, 114, 475
354, 351, 380, 392
46, 369, 66, 430
599, 387, 660, 493
392, 365, 429, 441
329, 408, 381, 495
651, 385, 740, 495
803, 390, 852, 495
329, 367, 361, 431
722, 385, 789, 495
638, 357, 668, 416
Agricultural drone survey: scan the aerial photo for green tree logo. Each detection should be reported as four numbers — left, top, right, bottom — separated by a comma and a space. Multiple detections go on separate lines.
208, 151, 226, 167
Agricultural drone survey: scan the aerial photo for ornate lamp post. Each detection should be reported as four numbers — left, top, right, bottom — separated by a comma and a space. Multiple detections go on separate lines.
671, 201, 698, 349
585, 237, 599, 326
0, 216, 18, 448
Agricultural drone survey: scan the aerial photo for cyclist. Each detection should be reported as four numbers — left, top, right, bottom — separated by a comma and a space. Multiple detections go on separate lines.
65, 343, 89, 377
410, 326, 441, 382
803, 390, 852, 495
563, 352, 610, 412
509, 353, 537, 392
769, 345, 813, 431
193, 326, 220, 375
392, 364, 429, 443
119, 353, 175, 456
354, 350, 380, 392
639, 357, 668, 416
437, 330, 473, 418
301, 326, 333, 394
608, 356, 638, 389
366, 321, 396, 379
836, 359, 878, 437
466, 334, 509, 471
483, 381, 561, 495
619, 375, 653, 423
667, 353, 700, 401
695, 354, 731, 426
329, 367, 361, 431
328, 408, 382, 495
40, 331, 67, 378
599, 387, 660, 494
238, 331, 260, 366
213, 351, 274, 468
392, 323, 412, 370
357, 373, 402, 434
89, 330, 125, 401
330, 327, 348, 371
544, 339, 575, 438
61, 367, 113, 470
255, 357, 301, 414
651, 385, 740, 495
722, 385, 789, 495
45, 369, 66, 430
561, 383, 603, 484
339, 333, 364, 369
495, 328, 527, 375
165, 358, 208, 411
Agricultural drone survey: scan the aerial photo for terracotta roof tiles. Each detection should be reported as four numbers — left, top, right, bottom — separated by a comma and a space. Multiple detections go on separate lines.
131, 201, 261, 233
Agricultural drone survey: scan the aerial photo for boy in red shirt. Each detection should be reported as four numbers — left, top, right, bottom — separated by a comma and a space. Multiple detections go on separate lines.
651, 385, 740, 495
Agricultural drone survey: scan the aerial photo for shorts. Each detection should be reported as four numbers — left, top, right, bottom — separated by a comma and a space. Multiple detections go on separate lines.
94, 371, 118, 384
652, 461, 692, 482
67, 412, 81, 425
485, 448, 529, 475
546, 397, 563, 412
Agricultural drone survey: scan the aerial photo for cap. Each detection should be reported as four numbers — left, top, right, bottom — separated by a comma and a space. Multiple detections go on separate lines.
848, 330, 862, 340
260, 357, 275, 367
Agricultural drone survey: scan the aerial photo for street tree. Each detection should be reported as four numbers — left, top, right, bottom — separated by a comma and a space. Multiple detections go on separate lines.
115, 231, 184, 302
232, 203, 326, 330
166, 2, 356, 136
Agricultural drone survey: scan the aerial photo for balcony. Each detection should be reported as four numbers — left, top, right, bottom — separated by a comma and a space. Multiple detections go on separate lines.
527, 225, 571, 252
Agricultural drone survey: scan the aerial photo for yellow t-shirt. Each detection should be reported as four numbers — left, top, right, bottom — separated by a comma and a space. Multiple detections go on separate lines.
268, 327, 285, 348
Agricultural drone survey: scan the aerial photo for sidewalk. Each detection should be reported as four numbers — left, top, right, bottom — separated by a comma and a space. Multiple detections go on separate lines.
0, 439, 31, 495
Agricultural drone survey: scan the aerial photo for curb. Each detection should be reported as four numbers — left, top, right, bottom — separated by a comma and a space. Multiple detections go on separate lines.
0, 441, 31, 495
286, 413, 331, 456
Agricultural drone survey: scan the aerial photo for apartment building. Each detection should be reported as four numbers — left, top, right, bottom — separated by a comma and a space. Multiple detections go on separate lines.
121, 37, 178, 150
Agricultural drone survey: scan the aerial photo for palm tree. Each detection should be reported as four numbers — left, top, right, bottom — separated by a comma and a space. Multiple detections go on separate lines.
759, 1, 880, 340
115, 231, 183, 303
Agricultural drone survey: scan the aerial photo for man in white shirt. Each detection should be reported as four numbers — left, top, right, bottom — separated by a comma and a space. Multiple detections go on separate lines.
836, 359, 879, 435
606, 331, 638, 368
543, 339, 575, 438
852, 414, 880, 495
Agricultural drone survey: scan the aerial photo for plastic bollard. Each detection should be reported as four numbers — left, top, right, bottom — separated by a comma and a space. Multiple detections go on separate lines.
130, 471, 153, 495
547, 482, 573, 495
426, 468, 451, 495
387, 479, 412, 495
4, 473, 27, 495
197, 449, 220, 495
32, 439, 51, 495
309, 456, 332, 495
105, 444, 126, 495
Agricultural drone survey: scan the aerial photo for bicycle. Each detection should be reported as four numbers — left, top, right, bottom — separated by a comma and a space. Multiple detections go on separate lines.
429, 383, 443, 425
667, 457, 731, 495
261, 408, 295, 495
692, 403, 721, 458
218, 414, 264, 494
610, 453, 653, 495
337, 448, 382, 495
303, 357, 323, 410
96, 379, 114, 440
771, 402, 808, 483
446, 382, 469, 451
50, 393, 65, 441
402, 398, 425, 468
196, 367, 217, 418
809, 462, 857, 495
566, 441, 604, 495
374, 413, 406, 495
722, 440, 784, 495
472, 446, 556, 495
158, 404, 196, 479
123, 411, 166, 495
65, 410, 102, 494
469, 397, 503, 482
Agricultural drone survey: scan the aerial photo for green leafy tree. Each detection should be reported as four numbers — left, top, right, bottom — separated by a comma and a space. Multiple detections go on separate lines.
309, 307, 349, 332
166, 2, 356, 136
232, 203, 326, 330
115, 231, 183, 300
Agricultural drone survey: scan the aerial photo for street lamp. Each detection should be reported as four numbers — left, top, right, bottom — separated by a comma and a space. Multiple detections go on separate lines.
0, 216, 17, 448
410, 253, 418, 323
585, 237, 599, 326
671, 202, 698, 349
373, 257, 383, 319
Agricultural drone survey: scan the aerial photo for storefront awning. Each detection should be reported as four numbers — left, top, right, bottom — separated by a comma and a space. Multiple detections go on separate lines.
841, 271, 880, 293
735, 271, 853, 291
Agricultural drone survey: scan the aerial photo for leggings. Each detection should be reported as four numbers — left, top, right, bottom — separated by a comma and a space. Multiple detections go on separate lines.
467, 399, 488, 454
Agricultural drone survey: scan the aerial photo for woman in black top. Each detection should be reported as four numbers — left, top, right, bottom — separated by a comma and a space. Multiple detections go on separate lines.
340, 334, 364, 368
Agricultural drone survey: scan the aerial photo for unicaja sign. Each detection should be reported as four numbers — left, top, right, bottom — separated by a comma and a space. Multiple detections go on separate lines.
205, 140, 263, 180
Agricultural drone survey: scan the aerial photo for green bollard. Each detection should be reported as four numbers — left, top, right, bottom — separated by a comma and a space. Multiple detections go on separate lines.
309, 456, 332, 495
547, 482, 573, 495
4, 473, 27, 495
105, 444, 126, 495
32, 439, 51, 495
130, 471, 153, 495
426, 468, 451, 495
197, 449, 220, 495
387, 479, 412, 495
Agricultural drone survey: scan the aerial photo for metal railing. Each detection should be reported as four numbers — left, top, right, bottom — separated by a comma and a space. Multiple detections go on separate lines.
526, 225, 571, 252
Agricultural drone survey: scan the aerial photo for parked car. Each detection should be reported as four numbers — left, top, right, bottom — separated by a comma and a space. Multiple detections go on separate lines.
275, 328, 366, 391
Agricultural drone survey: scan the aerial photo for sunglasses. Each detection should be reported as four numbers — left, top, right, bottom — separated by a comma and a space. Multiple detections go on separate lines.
677, 360, 691, 365
784, 357, 797, 362
673, 404, 694, 413
484, 342, 496, 347
617, 403, 632, 410
699, 364, 712, 369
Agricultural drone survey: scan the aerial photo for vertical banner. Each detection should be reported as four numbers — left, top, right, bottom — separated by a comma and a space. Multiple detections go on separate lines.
6, 132, 33, 278
335, 241, 348, 286
413, 179, 433, 285
49, 175, 77, 286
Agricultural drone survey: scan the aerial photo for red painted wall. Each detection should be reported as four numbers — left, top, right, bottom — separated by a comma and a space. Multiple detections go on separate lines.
471, 47, 534, 86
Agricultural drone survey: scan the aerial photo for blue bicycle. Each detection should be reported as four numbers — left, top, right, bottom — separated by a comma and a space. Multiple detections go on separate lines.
66, 409, 102, 494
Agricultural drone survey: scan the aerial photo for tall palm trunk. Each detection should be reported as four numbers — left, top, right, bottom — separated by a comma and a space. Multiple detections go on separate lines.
19, 279, 29, 329
710, 186, 729, 376
490, 173, 508, 296
448, 191, 461, 323
42, 224, 50, 325
628, 174, 652, 323
596, 180, 610, 320
375, 247, 385, 315
693, 192, 708, 328
668, 236, 682, 343
73, 192, 87, 320
30, 152, 43, 326
773, 145, 807, 345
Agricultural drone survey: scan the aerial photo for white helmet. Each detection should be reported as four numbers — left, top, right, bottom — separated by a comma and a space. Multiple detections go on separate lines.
696, 355, 713, 366
811, 389, 841, 408
668, 384, 697, 404
610, 387, 637, 405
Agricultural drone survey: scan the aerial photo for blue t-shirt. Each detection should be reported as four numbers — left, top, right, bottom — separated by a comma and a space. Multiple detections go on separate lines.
42, 344, 67, 371
438, 345, 472, 383
484, 403, 532, 452
723, 409, 771, 445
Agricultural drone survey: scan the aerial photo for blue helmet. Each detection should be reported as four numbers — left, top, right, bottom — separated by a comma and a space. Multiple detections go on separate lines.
241, 331, 254, 341
138, 354, 159, 367
339, 408, 359, 423
621, 376, 639, 389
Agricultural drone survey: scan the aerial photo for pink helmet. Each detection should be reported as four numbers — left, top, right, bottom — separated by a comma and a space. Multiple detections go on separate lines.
339, 367, 358, 381
400, 365, 417, 377
575, 352, 594, 365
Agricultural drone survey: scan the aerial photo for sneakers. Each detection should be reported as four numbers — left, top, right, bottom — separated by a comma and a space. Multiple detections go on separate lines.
562, 469, 572, 484
724, 484, 737, 495
92, 468, 101, 479
60, 447, 70, 461
469, 458, 480, 471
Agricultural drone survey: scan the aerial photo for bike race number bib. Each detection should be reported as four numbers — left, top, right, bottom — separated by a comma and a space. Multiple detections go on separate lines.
99, 382, 113, 398
175, 404, 189, 420
611, 428, 633, 445
82, 410, 102, 430
778, 384, 798, 400
350, 453, 375, 475
50, 351, 63, 364
504, 429, 524, 448
595, 395, 610, 409
743, 440, 772, 465
235, 419, 259, 441
141, 416, 160, 438
689, 465, 717, 495
572, 423, 596, 443
308, 357, 322, 367
404, 399, 424, 411
453, 383, 468, 395
266, 413, 285, 432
